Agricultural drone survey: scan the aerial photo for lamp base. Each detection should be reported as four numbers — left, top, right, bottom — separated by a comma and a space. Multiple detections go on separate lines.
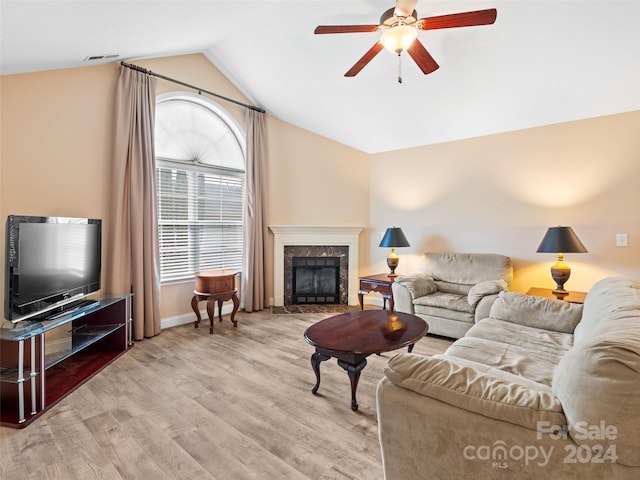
386, 256, 399, 277
550, 265, 571, 294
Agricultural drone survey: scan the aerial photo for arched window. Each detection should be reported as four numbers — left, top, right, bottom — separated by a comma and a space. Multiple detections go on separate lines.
154, 92, 245, 282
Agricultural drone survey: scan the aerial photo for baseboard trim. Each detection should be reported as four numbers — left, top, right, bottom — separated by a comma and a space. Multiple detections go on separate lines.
161, 298, 382, 329
161, 303, 237, 330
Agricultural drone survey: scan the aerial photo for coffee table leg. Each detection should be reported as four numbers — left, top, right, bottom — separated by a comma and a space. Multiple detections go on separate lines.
338, 358, 367, 411
310, 351, 331, 394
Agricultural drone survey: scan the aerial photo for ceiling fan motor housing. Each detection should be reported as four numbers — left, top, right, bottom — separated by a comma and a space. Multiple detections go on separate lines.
380, 7, 418, 29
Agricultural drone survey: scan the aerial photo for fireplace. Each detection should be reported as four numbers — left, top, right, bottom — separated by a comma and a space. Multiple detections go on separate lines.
292, 256, 340, 304
284, 245, 348, 305
269, 226, 363, 307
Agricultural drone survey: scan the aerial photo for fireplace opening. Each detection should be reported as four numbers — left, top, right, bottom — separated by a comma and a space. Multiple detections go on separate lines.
292, 257, 340, 304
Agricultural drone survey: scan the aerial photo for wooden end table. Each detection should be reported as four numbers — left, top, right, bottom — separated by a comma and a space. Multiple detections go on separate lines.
304, 310, 428, 411
191, 269, 240, 333
358, 273, 396, 310
526, 287, 587, 304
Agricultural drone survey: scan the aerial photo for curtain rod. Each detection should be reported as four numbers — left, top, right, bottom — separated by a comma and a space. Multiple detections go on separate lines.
120, 61, 265, 113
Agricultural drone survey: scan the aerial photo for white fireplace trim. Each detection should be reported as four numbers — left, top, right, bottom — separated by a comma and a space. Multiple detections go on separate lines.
269, 225, 364, 307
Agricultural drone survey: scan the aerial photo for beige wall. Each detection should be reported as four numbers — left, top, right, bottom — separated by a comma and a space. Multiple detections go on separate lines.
265, 114, 371, 304
1, 63, 117, 319
369, 111, 640, 293
0, 53, 370, 323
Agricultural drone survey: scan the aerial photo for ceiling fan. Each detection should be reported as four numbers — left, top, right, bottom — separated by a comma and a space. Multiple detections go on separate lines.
314, 0, 497, 82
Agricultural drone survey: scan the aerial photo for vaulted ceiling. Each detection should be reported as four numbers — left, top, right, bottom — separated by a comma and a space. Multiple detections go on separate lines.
2, 1, 639, 153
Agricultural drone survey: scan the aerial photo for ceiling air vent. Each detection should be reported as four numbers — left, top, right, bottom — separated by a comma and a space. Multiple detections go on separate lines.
83, 54, 119, 62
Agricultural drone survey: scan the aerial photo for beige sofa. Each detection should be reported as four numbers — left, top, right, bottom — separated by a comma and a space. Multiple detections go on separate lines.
392, 252, 513, 338
377, 276, 640, 479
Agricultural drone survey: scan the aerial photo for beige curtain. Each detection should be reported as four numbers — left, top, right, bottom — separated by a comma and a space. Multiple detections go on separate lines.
242, 109, 268, 312
107, 65, 161, 339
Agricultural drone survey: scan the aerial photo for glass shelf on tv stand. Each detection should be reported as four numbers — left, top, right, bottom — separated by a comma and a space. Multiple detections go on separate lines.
0, 363, 38, 384
44, 323, 125, 370
0, 298, 123, 342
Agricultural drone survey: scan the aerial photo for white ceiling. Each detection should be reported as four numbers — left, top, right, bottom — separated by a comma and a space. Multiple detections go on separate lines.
1, 0, 639, 153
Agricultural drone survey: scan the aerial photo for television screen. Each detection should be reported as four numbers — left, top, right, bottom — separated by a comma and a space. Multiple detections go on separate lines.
4, 215, 102, 323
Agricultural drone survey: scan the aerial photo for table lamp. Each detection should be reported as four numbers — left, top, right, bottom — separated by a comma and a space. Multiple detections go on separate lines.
536, 226, 587, 295
379, 227, 410, 277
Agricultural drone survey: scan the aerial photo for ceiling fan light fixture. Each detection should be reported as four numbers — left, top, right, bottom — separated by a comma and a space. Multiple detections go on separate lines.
380, 24, 417, 54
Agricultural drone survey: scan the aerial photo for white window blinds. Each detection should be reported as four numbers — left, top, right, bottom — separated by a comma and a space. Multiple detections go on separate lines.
155, 93, 245, 283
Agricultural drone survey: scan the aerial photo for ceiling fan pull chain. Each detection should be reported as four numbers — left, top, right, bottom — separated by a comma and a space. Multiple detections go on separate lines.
397, 52, 403, 83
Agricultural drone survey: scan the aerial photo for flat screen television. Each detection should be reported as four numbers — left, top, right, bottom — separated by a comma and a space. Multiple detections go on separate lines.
4, 215, 102, 323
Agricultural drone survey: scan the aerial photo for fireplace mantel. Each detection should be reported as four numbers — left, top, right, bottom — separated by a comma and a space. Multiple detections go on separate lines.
269, 225, 364, 307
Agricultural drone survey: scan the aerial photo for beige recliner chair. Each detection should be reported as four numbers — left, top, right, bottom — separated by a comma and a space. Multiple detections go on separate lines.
392, 252, 513, 338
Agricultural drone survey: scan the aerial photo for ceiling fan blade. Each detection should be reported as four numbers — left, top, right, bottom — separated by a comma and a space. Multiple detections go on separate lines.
345, 42, 384, 77
417, 8, 497, 30
407, 40, 439, 74
314, 25, 379, 34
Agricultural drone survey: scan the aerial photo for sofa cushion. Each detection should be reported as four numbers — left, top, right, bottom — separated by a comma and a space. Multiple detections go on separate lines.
435, 281, 471, 295
413, 305, 475, 323
420, 252, 514, 285
490, 291, 583, 333
384, 353, 566, 431
414, 291, 475, 314
466, 318, 574, 354
449, 320, 573, 386
433, 354, 556, 393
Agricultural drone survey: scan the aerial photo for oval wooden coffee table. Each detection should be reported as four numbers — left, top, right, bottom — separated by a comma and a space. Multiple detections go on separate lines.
304, 310, 428, 411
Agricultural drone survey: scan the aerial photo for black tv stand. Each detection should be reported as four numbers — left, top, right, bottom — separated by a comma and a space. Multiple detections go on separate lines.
45, 299, 101, 320
0, 296, 132, 428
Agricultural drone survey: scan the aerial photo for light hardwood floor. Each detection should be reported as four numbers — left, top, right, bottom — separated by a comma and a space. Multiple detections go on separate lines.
0, 309, 452, 480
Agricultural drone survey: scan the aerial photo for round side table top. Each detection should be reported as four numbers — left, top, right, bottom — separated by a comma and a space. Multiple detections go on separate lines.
194, 269, 238, 296
195, 269, 238, 278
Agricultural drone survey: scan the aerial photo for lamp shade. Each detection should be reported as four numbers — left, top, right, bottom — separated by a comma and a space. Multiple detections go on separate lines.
379, 227, 410, 248
536, 226, 587, 253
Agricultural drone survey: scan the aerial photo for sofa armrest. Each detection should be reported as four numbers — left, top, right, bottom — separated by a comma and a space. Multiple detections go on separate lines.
391, 273, 436, 314
383, 353, 565, 431
474, 294, 500, 323
468, 279, 508, 306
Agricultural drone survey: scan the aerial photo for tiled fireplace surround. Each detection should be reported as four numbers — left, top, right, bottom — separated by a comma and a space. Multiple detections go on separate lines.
269, 226, 363, 307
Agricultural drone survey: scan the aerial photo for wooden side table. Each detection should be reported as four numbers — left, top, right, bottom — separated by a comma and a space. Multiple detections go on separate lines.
358, 274, 396, 310
526, 287, 587, 304
191, 269, 240, 333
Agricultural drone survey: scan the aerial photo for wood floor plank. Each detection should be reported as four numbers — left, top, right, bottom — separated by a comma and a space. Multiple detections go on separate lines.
0, 309, 451, 480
